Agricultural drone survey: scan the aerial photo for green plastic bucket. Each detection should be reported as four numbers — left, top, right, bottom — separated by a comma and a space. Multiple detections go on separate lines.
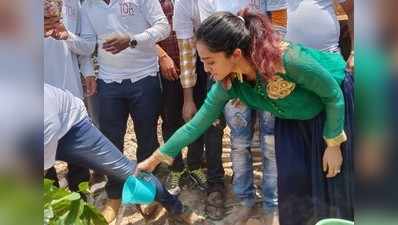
122, 174, 157, 204
315, 218, 354, 225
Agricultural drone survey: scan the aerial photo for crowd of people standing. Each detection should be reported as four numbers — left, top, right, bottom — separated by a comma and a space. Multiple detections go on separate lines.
44, 0, 354, 224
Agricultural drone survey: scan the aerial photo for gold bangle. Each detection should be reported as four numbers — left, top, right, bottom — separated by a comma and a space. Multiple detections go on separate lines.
153, 149, 174, 165
324, 131, 347, 147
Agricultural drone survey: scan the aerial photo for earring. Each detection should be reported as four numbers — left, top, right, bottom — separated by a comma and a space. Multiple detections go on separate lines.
235, 72, 243, 83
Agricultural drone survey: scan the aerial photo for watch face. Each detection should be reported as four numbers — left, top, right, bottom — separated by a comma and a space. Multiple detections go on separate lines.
130, 39, 137, 48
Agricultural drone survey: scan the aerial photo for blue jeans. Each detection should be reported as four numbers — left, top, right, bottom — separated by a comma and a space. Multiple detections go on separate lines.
55, 117, 183, 214
97, 76, 161, 198
224, 102, 278, 213
86, 94, 100, 127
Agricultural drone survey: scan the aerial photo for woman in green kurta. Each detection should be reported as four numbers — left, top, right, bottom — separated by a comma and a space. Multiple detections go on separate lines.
136, 10, 354, 225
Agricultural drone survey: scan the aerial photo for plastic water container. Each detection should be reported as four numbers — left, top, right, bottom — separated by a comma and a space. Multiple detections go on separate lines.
122, 173, 157, 205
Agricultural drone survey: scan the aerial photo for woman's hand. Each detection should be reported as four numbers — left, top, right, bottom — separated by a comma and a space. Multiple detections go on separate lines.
134, 155, 161, 175
323, 146, 343, 178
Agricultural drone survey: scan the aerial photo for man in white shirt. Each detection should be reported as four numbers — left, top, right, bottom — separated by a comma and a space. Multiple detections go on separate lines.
44, 0, 97, 194
44, 0, 96, 99
75, 0, 170, 222
197, 0, 287, 224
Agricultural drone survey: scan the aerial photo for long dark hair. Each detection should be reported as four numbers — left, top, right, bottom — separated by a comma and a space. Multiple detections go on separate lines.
195, 8, 282, 80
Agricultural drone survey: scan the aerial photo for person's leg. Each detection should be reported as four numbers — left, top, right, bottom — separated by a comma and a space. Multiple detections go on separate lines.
203, 66, 226, 189
96, 79, 129, 222
55, 118, 189, 221
97, 79, 130, 199
204, 117, 226, 188
223, 102, 256, 225
258, 111, 279, 224
159, 75, 184, 158
160, 75, 186, 194
128, 76, 161, 162
85, 94, 106, 185
203, 115, 226, 221
159, 77, 185, 172
56, 118, 133, 182
224, 102, 255, 208
85, 94, 100, 127
187, 60, 207, 188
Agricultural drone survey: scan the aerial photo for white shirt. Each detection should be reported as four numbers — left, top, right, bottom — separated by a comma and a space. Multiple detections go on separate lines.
173, 0, 201, 40
80, 0, 170, 83
287, 0, 346, 52
44, 84, 88, 170
44, 0, 94, 99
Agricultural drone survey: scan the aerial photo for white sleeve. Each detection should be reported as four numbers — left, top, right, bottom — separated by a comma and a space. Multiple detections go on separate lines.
129, 0, 170, 47
173, 0, 194, 39
78, 55, 95, 77
198, 0, 216, 22
64, 6, 96, 56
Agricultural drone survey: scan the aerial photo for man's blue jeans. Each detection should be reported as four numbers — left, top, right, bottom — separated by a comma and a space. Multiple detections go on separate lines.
55, 117, 183, 214
97, 76, 161, 198
224, 102, 278, 213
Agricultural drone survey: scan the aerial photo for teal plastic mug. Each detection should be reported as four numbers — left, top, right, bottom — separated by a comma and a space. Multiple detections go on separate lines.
122, 173, 157, 204
316, 218, 354, 225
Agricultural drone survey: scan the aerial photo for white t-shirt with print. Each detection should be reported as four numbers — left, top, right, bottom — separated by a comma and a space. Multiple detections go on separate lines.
80, 0, 170, 83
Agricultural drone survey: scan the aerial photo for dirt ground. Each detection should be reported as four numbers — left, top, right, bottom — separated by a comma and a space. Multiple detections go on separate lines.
55, 117, 267, 225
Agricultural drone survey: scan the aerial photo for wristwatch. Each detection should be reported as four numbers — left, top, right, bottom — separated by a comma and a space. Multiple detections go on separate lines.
129, 38, 137, 48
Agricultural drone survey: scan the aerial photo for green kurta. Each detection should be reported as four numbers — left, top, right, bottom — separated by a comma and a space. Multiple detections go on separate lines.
160, 43, 347, 158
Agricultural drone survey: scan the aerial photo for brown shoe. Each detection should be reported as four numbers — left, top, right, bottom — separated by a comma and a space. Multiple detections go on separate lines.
223, 205, 255, 225
101, 199, 121, 223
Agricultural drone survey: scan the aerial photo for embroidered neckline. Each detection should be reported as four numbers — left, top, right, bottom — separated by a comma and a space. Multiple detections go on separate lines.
254, 72, 296, 100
